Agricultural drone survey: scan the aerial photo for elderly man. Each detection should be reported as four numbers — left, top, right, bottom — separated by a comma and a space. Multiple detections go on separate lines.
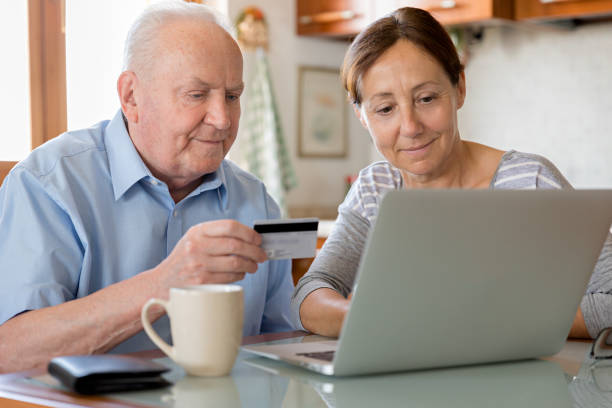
0, 2, 294, 373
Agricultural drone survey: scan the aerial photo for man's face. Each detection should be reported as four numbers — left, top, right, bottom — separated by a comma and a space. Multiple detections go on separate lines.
130, 21, 243, 191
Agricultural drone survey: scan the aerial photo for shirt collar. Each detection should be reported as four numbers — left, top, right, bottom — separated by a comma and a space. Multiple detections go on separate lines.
105, 109, 230, 205
105, 110, 152, 200
189, 161, 229, 209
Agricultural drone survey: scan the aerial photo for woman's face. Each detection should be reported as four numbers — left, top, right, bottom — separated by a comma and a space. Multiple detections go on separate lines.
356, 39, 465, 180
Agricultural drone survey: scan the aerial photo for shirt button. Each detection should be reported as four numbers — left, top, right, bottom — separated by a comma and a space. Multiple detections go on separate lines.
173, 211, 178, 217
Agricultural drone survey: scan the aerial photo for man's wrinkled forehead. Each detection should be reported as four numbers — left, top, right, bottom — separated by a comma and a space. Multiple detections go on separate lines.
159, 18, 238, 54
143, 20, 242, 80
183, 77, 245, 93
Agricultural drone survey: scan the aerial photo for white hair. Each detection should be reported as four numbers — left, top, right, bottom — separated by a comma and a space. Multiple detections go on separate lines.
123, 1, 235, 72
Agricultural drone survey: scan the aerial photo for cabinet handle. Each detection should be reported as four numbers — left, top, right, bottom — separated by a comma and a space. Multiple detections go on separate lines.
428, 1, 457, 11
540, 0, 574, 3
299, 10, 359, 25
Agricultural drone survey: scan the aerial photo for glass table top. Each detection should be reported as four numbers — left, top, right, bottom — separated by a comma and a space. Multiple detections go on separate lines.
24, 339, 612, 407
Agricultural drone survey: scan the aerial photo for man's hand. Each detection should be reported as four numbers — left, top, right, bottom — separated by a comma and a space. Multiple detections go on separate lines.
153, 220, 267, 295
0, 220, 268, 373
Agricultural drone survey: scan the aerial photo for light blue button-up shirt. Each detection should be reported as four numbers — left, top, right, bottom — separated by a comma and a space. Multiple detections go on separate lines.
0, 110, 295, 353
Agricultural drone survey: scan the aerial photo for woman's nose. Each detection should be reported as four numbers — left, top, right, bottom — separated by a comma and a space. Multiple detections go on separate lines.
399, 105, 423, 138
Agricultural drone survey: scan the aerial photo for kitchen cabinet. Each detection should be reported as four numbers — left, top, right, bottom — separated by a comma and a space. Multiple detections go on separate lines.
296, 0, 372, 37
376, 1, 513, 26
515, 0, 612, 21
296, 0, 514, 37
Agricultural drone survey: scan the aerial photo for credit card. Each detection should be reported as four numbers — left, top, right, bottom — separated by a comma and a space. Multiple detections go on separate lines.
253, 218, 319, 260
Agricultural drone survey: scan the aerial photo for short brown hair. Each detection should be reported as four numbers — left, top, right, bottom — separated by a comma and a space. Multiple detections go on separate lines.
341, 7, 463, 106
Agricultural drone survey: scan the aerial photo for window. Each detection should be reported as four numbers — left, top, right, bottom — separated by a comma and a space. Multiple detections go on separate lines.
65, 0, 229, 129
65, 1, 152, 130
0, 0, 66, 183
0, 2, 31, 161
0, 0, 229, 184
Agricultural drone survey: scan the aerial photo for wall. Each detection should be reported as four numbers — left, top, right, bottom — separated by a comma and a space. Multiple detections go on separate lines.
458, 21, 612, 188
229, 3, 612, 211
228, 0, 372, 217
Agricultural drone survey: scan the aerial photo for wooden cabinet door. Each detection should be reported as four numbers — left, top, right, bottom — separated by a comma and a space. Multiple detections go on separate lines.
375, 0, 513, 26
0, 162, 16, 186
297, 0, 372, 37
296, 0, 515, 37
291, 237, 327, 285
515, 0, 612, 20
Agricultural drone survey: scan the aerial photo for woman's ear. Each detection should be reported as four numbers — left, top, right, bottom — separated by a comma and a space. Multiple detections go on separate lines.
456, 71, 466, 110
117, 71, 139, 123
353, 104, 368, 130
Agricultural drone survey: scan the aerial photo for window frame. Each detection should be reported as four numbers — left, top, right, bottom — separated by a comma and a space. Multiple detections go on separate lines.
0, 0, 66, 184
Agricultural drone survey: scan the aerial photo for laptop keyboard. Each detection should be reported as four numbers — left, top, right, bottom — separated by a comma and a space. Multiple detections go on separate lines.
296, 350, 335, 362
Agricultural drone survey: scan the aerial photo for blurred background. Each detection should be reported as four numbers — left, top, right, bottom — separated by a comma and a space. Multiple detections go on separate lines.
2, 0, 612, 221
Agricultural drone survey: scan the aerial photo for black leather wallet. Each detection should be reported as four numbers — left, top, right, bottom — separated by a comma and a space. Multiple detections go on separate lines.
48, 355, 171, 395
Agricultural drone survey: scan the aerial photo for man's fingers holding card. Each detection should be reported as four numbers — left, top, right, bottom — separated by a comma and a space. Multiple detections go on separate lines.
205, 255, 259, 275
157, 218, 319, 291
196, 219, 262, 245
190, 217, 319, 265
203, 237, 267, 264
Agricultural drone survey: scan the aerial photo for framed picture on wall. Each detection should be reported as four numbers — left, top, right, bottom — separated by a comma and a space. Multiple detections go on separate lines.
298, 66, 347, 158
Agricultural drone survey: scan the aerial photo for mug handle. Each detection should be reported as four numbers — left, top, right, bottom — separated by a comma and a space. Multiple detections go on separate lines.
141, 298, 174, 358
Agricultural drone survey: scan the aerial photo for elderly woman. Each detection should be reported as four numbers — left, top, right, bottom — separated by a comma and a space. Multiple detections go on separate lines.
291, 7, 612, 339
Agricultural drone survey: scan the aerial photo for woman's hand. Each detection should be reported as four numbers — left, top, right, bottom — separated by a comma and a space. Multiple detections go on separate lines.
300, 288, 351, 338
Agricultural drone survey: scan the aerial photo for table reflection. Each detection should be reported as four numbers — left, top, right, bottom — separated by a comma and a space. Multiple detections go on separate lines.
160, 375, 241, 408
569, 358, 612, 407
25, 349, 605, 407
243, 357, 573, 408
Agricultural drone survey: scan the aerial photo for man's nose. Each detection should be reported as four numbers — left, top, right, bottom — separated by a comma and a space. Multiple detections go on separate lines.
204, 96, 231, 130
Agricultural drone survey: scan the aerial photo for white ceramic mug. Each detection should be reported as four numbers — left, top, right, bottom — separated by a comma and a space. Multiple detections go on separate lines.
141, 284, 244, 376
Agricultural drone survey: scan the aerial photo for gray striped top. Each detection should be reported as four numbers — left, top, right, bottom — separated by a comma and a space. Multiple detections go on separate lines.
291, 150, 612, 337
343, 150, 567, 224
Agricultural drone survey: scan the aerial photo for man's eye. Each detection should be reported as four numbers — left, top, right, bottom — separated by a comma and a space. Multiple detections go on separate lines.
419, 95, 435, 104
189, 93, 204, 99
226, 94, 240, 102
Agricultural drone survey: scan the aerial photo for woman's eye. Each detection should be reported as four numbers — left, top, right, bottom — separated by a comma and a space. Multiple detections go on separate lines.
376, 106, 393, 114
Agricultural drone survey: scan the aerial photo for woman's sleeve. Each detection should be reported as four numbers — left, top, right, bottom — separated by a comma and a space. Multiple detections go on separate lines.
535, 156, 612, 338
581, 231, 612, 338
290, 209, 370, 331
531, 154, 612, 338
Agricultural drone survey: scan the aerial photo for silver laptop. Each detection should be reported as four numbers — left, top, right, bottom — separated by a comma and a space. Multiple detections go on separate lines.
243, 189, 612, 376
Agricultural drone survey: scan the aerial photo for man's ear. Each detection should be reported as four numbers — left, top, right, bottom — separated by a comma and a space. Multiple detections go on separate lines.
353, 104, 368, 130
117, 71, 139, 123
456, 71, 466, 110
